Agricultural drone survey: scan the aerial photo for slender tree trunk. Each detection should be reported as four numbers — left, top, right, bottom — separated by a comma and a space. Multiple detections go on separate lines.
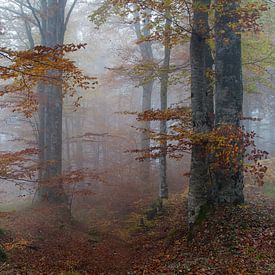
23, 17, 35, 49
64, 116, 72, 170
133, 8, 154, 184
159, 68, 168, 199
159, 7, 172, 200
213, 0, 244, 204
73, 114, 84, 169
188, 0, 213, 226
141, 81, 153, 182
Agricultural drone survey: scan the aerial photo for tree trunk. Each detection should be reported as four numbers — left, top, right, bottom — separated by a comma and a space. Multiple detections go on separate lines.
141, 81, 153, 182
133, 8, 154, 184
73, 114, 84, 169
159, 7, 172, 200
188, 0, 213, 226
64, 116, 72, 171
37, 80, 67, 203
35, 0, 69, 204
213, 0, 244, 204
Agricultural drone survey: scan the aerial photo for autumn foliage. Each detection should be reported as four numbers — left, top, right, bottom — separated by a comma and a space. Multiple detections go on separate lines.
0, 0, 273, 273
0, 44, 97, 187
133, 107, 269, 185
0, 44, 96, 117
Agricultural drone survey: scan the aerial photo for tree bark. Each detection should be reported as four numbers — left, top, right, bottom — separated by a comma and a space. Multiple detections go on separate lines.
35, 0, 74, 204
64, 116, 72, 170
133, 8, 154, 183
188, 0, 214, 226
141, 81, 153, 182
213, 0, 244, 204
159, 7, 172, 200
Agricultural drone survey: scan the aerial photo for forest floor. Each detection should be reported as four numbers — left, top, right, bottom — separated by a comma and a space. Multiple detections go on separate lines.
0, 184, 274, 274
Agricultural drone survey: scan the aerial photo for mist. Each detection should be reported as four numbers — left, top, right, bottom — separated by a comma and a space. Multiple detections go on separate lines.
0, 0, 274, 273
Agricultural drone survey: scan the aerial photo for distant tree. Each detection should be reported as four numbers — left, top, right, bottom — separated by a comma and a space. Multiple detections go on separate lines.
89, 0, 186, 199
132, 7, 154, 184
0, 1, 36, 49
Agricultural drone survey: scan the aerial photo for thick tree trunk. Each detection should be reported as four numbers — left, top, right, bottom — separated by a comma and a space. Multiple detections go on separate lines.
36, 0, 68, 204
37, 81, 67, 203
213, 0, 244, 204
188, 0, 213, 226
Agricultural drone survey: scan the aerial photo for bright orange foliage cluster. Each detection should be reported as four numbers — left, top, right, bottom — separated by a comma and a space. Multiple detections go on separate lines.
0, 148, 38, 182
0, 44, 96, 117
214, 0, 268, 32
134, 108, 268, 185
0, 44, 96, 184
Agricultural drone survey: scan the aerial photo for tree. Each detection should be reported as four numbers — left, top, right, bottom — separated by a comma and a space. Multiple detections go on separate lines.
90, 1, 176, 199
133, 7, 154, 183
188, 0, 214, 226
12, 0, 79, 204
159, 5, 172, 200
0, 0, 82, 204
0, 44, 92, 186
89, 0, 269, 226
212, 0, 244, 203
0, 0, 36, 49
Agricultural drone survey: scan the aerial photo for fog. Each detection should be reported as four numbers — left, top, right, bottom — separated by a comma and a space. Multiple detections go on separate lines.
0, 0, 274, 273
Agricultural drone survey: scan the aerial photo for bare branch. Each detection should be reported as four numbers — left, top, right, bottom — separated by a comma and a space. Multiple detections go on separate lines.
25, 0, 44, 40
64, 0, 78, 32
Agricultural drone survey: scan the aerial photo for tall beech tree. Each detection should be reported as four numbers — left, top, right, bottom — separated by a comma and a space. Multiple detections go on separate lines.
0, 0, 82, 204
213, 0, 244, 204
0, 45, 92, 185
188, 0, 214, 226
27, 0, 78, 204
0, 0, 88, 207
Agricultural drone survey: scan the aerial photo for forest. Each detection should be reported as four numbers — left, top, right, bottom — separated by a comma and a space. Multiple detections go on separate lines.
0, 0, 274, 274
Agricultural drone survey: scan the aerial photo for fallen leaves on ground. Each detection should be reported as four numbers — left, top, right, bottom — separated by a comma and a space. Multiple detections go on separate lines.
0, 187, 274, 274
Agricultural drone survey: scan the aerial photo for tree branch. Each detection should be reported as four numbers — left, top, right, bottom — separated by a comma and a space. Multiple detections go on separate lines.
64, 0, 78, 32
25, 0, 44, 40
